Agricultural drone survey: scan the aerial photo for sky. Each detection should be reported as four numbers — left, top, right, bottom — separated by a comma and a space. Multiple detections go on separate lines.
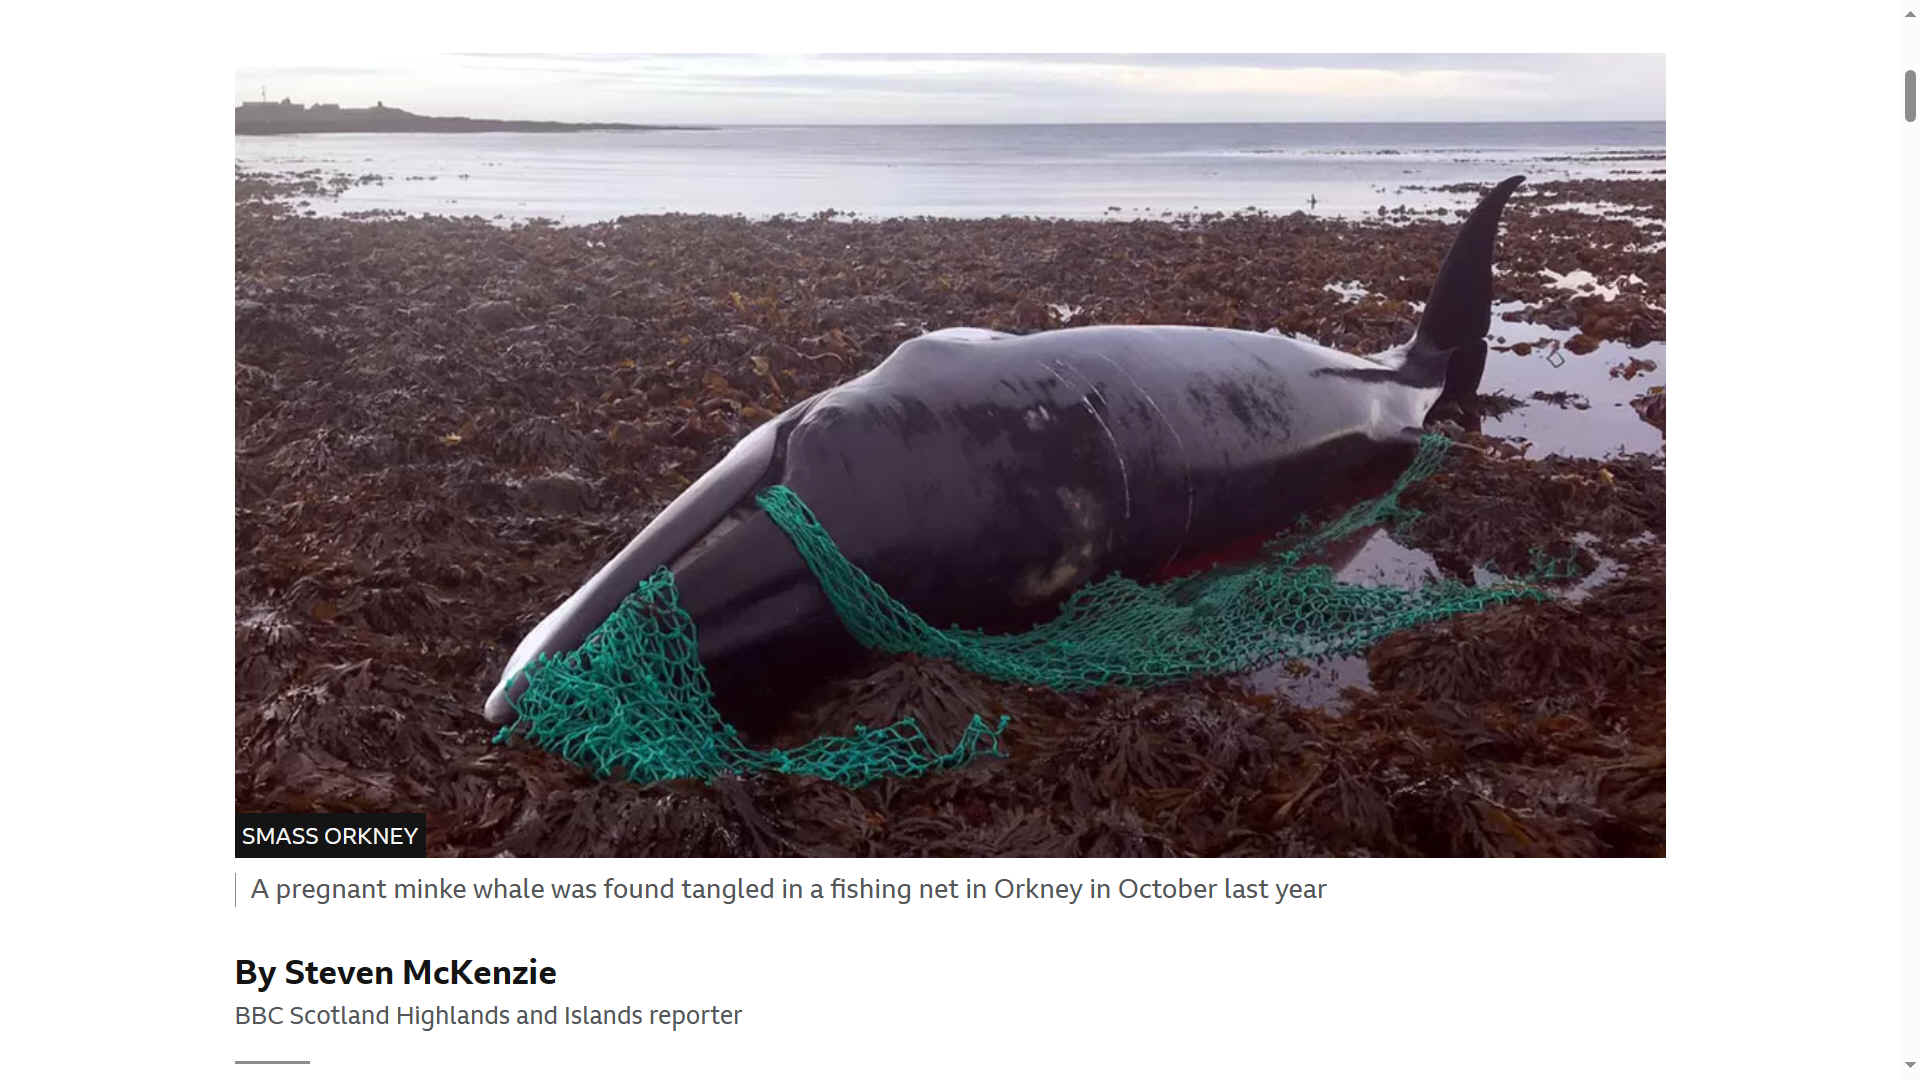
232, 54, 1664, 125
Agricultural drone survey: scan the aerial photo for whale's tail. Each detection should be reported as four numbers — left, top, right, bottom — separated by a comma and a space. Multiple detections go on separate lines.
1406, 174, 1524, 415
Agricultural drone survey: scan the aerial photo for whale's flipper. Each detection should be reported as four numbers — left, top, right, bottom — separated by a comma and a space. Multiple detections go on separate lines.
1407, 174, 1525, 411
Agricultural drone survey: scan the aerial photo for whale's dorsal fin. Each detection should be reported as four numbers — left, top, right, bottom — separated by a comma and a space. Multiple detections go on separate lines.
1415, 175, 1524, 353
1405, 175, 1524, 408
1316, 176, 1522, 404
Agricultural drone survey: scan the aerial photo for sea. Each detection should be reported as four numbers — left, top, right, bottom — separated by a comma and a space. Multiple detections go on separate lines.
234, 121, 1664, 224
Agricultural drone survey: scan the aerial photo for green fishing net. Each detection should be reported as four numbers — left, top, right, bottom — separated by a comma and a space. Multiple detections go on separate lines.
495, 434, 1546, 787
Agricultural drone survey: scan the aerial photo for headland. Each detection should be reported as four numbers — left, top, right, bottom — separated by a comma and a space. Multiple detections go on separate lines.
235, 99, 702, 136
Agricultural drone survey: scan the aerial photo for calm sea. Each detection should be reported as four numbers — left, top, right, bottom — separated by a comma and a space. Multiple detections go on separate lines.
235, 121, 1664, 224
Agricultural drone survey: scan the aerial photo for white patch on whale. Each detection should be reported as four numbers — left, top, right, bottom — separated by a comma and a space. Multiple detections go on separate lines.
1016, 486, 1102, 603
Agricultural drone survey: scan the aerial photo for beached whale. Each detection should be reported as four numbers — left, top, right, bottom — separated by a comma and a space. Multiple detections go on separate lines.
485, 176, 1525, 723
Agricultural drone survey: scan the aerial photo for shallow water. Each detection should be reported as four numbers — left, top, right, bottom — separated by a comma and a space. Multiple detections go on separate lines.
1239, 524, 1654, 707
237, 121, 1664, 224
1240, 525, 1442, 704
1481, 305, 1666, 460
1323, 278, 1664, 461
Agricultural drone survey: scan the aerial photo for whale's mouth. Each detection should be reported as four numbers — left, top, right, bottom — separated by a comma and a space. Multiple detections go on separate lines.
484, 396, 822, 725
668, 507, 844, 676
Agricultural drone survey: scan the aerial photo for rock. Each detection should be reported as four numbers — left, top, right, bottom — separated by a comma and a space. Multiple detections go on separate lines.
1631, 387, 1666, 432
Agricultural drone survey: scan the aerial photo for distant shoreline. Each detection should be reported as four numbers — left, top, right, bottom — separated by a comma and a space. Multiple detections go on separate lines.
235, 104, 709, 136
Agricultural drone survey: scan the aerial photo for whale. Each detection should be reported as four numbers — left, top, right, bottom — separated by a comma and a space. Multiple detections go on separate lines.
485, 175, 1525, 724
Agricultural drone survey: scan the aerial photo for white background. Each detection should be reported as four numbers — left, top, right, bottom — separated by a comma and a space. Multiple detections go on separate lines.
5, 4, 1910, 1076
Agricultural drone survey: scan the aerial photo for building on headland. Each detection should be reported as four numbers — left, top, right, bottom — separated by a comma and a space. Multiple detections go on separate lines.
236, 97, 308, 123
238, 98, 338, 114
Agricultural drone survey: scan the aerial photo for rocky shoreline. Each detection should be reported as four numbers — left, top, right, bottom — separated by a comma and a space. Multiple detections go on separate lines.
235, 171, 1666, 856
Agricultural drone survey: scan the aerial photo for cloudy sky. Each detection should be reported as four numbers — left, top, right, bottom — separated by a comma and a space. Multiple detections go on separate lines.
233, 54, 1664, 125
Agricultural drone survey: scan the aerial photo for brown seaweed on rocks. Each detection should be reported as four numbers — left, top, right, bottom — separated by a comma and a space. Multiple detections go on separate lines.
235, 171, 1666, 857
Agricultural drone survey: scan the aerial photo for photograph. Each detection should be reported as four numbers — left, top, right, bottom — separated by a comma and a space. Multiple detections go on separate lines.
234, 53, 1667, 857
